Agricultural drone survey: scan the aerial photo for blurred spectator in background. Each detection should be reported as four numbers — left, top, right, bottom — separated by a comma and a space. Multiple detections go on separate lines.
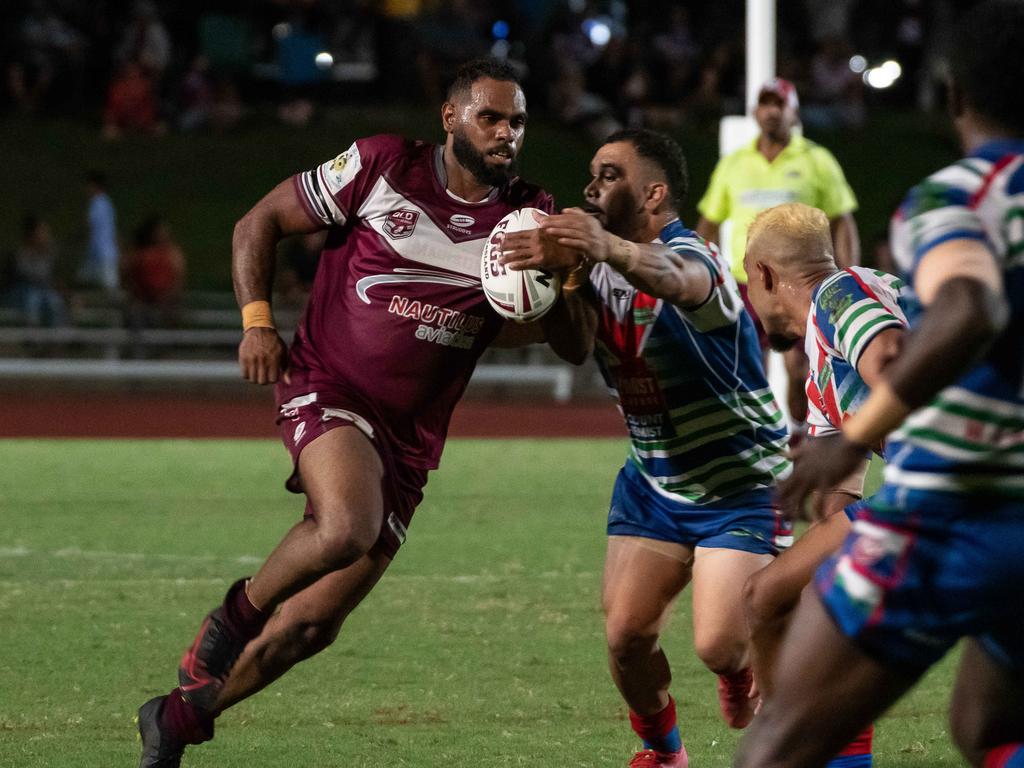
6, 0, 85, 114
651, 5, 701, 117
5, 213, 67, 327
176, 54, 244, 132
802, 35, 865, 130
123, 215, 185, 331
547, 60, 621, 141
102, 60, 165, 139
78, 170, 120, 293
414, 0, 492, 105
115, 0, 171, 84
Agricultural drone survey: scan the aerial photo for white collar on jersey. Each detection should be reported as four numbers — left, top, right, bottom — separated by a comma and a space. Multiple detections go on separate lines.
434, 146, 502, 204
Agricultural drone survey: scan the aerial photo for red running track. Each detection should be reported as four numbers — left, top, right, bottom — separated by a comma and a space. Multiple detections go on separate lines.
1, 393, 626, 439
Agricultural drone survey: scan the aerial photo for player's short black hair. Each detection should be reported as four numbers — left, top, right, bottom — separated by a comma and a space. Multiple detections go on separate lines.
446, 58, 521, 102
950, 0, 1024, 133
602, 128, 689, 211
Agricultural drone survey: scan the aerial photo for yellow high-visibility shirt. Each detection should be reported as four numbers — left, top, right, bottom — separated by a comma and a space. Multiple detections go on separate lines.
697, 134, 857, 284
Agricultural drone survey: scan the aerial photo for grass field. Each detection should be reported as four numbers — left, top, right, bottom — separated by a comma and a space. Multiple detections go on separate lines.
0, 439, 964, 767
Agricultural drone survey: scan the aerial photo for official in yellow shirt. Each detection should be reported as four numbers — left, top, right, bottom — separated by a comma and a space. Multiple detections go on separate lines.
696, 78, 859, 430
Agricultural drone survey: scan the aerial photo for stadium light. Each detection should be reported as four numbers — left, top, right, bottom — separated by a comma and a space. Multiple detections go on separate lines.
582, 18, 612, 47
863, 59, 902, 89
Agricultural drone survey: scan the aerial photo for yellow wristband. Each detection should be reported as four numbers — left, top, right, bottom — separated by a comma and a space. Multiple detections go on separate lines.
843, 382, 912, 448
241, 300, 275, 331
562, 255, 592, 292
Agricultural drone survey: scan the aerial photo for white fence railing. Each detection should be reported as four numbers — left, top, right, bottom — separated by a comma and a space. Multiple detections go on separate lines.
0, 326, 578, 402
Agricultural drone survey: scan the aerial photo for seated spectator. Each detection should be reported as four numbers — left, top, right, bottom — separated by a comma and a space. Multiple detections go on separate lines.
102, 60, 166, 139
5, 213, 67, 327
123, 215, 184, 332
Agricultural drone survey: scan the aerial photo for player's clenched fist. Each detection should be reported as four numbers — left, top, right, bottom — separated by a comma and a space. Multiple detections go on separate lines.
238, 327, 290, 385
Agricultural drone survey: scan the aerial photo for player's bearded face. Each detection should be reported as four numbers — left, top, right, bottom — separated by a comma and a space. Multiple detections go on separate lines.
600, 186, 644, 239
452, 127, 517, 187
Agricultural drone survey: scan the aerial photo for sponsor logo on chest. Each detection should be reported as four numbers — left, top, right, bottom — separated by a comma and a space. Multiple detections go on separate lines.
447, 213, 476, 235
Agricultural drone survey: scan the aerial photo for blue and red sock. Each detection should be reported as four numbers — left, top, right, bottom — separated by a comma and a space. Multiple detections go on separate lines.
826, 724, 874, 768
629, 697, 682, 754
985, 744, 1024, 768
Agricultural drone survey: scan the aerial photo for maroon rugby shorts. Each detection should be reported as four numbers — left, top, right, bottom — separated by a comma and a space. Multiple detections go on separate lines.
276, 393, 427, 560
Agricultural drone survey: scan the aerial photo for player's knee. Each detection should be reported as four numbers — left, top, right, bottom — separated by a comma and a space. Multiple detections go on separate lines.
693, 628, 746, 674
312, 509, 378, 570
605, 615, 659, 663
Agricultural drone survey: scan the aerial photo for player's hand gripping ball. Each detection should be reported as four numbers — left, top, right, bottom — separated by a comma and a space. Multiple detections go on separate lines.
480, 207, 562, 322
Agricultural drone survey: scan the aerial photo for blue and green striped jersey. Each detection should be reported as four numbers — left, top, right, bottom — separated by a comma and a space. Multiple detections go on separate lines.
590, 219, 790, 506
887, 140, 1024, 498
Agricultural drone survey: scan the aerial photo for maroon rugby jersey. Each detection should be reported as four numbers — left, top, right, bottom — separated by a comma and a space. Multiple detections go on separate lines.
280, 134, 554, 469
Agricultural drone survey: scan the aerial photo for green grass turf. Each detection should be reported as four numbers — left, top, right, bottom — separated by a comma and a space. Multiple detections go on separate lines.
0, 440, 962, 767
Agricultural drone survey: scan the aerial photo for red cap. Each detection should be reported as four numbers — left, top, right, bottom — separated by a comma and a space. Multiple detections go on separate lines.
758, 77, 799, 110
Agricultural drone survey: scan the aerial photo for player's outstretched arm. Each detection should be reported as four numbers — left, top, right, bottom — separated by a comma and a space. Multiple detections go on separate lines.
511, 209, 713, 307
233, 178, 324, 385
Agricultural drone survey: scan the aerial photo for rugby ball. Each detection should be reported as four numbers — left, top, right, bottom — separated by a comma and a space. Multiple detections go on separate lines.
480, 208, 562, 323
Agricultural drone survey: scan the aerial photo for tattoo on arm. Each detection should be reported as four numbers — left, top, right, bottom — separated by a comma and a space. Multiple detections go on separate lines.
606, 237, 713, 307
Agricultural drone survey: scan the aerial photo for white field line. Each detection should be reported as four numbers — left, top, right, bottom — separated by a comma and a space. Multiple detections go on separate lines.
0, 546, 596, 583
0, 545, 261, 564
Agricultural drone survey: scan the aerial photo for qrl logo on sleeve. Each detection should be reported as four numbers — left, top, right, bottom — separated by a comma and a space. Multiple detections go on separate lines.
383, 209, 420, 240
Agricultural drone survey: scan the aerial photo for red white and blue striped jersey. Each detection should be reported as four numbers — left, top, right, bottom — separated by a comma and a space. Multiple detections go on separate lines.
887, 139, 1024, 498
804, 267, 909, 445
590, 218, 790, 506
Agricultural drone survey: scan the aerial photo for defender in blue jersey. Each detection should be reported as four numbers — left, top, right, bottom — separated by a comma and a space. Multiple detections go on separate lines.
736, 4, 1024, 768
502, 129, 791, 768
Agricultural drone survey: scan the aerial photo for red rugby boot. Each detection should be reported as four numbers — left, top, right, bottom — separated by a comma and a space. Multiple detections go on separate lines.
717, 667, 756, 729
628, 748, 689, 767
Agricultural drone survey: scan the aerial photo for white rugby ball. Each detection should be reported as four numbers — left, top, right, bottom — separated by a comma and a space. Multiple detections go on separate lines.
480, 207, 562, 323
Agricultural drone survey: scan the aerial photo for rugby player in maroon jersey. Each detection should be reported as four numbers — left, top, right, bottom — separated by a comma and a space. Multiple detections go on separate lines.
136, 58, 594, 767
